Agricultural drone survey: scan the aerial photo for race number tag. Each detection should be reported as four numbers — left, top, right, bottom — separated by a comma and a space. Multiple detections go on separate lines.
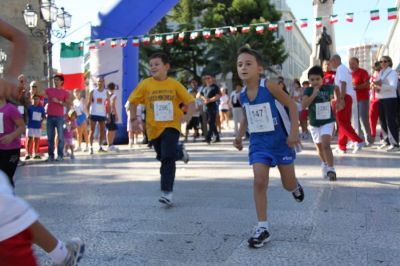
245, 103, 274, 133
316, 102, 331, 120
0, 113, 3, 134
18, 106, 24, 114
32, 111, 42, 121
154, 101, 173, 121
96, 98, 103, 104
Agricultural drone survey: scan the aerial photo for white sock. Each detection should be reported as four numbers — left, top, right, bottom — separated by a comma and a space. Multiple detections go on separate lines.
258, 221, 269, 230
129, 139, 134, 145
49, 240, 68, 264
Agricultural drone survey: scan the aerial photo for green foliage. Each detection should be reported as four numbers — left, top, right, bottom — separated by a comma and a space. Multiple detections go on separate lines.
139, 0, 287, 86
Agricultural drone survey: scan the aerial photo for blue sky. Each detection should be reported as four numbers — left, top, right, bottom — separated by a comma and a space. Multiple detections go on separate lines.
53, 0, 397, 69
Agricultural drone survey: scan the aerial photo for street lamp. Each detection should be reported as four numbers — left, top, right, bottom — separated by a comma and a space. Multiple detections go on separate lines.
0, 49, 7, 78
23, 0, 72, 87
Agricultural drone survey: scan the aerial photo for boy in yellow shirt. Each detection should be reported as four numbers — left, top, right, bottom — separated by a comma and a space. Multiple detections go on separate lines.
128, 52, 195, 206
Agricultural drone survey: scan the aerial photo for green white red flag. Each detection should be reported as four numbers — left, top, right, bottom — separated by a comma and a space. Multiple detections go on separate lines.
215, 28, 224, 38
202, 30, 211, 39
143, 36, 151, 45
268, 23, 278, 31
166, 34, 174, 44
315, 17, 323, 28
60, 42, 85, 90
370, 10, 380, 20
330, 15, 338, 24
284, 20, 293, 30
178, 32, 185, 42
111, 39, 117, 48
190, 31, 199, 40
241, 26, 250, 33
346, 13, 354, 22
300, 19, 308, 28
388, 7, 398, 20
132, 37, 140, 46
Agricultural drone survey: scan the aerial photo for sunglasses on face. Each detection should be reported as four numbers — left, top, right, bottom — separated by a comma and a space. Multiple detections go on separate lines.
31, 85, 37, 88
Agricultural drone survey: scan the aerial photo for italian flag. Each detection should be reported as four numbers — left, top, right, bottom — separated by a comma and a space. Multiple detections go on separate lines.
166, 34, 174, 44
346, 13, 354, 22
89, 41, 96, 50
178, 32, 185, 42
315, 17, 323, 28
60, 42, 85, 90
215, 28, 224, 38
284, 20, 293, 31
300, 19, 308, 28
153, 36, 162, 45
230, 26, 237, 34
190, 31, 199, 40
388, 7, 398, 20
111, 39, 117, 48
330, 15, 338, 24
202, 30, 211, 39
99, 40, 106, 47
132, 37, 140, 46
119, 38, 127, 47
256, 25, 264, 34
241, 26, 250, 33
143, 36, 151, 45
268, 23, 278, 31
370, 10, 380, 21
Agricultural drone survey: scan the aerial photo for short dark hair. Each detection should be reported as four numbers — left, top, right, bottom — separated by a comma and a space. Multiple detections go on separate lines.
302, 80, 310, 86
53, 74, 64, 81
237, 46, 263, 66
308, 65, 324, 78
350, 57, 359, 64
107, 82, 116, 90
149, 52, 170, 65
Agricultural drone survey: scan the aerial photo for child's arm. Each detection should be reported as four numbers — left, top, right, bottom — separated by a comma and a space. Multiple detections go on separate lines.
267, 80, 300, 147
0, 117, 25, 144
233, 108, 247, 151
302, 87, 319, 109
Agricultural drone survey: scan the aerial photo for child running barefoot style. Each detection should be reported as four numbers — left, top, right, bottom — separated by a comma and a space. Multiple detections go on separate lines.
233, 47, 304, 248
128, 52, 195, 206
302, 66, 340, 181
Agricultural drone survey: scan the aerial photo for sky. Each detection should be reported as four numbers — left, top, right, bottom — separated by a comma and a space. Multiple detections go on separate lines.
52, 0, 398, 69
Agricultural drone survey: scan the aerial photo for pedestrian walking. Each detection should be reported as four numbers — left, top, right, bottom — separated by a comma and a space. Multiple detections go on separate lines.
25, 94, 45, 160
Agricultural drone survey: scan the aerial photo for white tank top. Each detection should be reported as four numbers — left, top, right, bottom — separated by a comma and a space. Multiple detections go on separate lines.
90, 88, 107, 117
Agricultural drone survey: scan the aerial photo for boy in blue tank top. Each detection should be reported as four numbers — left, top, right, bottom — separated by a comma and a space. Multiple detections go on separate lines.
233, 47, 304, 248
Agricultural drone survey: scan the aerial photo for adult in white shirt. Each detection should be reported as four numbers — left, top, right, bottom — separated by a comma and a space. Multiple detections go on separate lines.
371, 56, 399, 151
229, 83, 243, 135
330, 54, 363, 153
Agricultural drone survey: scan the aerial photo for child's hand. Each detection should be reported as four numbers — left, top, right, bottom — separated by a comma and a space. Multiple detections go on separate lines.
0, 134, 15, 144
233, 136, 243, 151
286, 133, 300, 148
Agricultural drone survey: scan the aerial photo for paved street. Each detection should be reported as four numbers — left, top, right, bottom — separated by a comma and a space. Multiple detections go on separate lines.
15, 134, 400, 266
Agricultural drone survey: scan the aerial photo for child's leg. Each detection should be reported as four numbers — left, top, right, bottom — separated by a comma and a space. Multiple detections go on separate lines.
33, 137, 40, 156
315, 143, 327, 163
320, 135, 334, 167
278, 163, 298, 192
30, 221, 58, 252
252, 163, 270, 221
82, 122, 89, 148
76, 125, 82, 148
0, 227, 38, 266
27, 136, 33, 156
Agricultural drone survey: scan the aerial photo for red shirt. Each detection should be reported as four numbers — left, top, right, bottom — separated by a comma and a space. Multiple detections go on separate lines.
352, 68, 370, 101
46, 88, 70, 116
323, 71, 336, 85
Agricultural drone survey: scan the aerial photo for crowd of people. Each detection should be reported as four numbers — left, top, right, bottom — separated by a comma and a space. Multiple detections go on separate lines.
1, 13, 400, 265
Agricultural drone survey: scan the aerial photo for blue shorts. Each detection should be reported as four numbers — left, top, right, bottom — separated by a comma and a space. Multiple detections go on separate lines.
76, 113, 87, 126
249, 148, 295, 167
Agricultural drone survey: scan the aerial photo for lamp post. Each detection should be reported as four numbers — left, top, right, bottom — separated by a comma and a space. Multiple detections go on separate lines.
23, 0, 71, 87
0, 49, 7, 79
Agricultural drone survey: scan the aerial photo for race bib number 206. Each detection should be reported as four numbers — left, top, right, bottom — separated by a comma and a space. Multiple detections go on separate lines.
154, 101, 173, 121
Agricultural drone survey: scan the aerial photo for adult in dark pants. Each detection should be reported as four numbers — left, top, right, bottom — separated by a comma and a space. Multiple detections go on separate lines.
372, 56, 399, 152
200, 73, 221, 144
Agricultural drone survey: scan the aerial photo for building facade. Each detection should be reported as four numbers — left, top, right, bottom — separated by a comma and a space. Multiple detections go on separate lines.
269, 0, 312, 82
348, 44, 380, 73
0, 0, 46, 82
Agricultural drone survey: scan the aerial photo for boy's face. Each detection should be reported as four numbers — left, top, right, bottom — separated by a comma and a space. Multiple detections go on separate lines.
237, 53, 263, 81
149, 58, 169, 80
32, 97, 39, 105
308, 74, 323, 88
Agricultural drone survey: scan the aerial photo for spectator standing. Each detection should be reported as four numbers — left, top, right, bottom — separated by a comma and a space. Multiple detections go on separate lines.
219, 87, 230, 130
105, 82, 119, 152
369, 61, 381, 144
349, 57, 373, 145
372, 56, 399, 151
72, 89, 88, 152
229, 83, 243, 136
25, 95, 45, 160
200, 74, 221, 144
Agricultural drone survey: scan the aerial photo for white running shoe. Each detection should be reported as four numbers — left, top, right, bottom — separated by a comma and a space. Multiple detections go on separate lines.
352, 142, 364, 154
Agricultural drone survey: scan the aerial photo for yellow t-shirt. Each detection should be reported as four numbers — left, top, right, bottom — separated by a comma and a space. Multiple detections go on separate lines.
128, 77, 195, 140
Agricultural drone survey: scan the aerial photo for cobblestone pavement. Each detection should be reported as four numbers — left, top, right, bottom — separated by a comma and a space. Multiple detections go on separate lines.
14, 134, 400, 266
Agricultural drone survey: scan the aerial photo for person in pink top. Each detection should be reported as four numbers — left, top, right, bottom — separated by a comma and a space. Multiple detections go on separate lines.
0, 89, 25, 187
39, 74, 71, 161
